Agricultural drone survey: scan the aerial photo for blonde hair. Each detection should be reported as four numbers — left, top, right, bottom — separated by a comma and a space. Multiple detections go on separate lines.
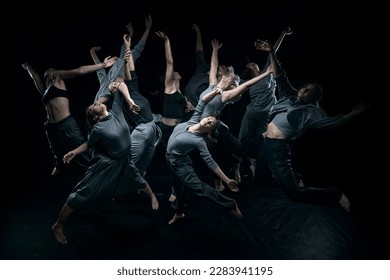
218, 65, 240, 90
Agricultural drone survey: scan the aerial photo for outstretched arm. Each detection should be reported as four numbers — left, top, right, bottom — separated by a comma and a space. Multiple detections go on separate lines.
63, 143, 88, 164
123, 34, 135, 81
53, 57, 117, 81
22, 63, 45, 94
209, 39, 223, 85
110, 36, 138, 113
155, 31, 175, 91
126, 15, 152, 62
221, 65, 273, 103
139, 15, 152, 43
273, 26, 293, 53
212, 165, 239, 192
342, 102, 370, 120
255, 40, 281, 77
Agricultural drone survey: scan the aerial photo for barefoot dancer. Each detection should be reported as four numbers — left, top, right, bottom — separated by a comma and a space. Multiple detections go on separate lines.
166, 87, 243, 225
52, 42, 158, 244
254, 39, 368, 211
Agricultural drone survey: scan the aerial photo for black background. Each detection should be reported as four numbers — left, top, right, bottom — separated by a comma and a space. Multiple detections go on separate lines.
6, 0, 388, 259
11, 1, 383, 191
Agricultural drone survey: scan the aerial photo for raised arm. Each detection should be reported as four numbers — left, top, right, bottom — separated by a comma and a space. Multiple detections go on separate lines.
123, 34, 134, 81
209, 39, 223, 85
139, 15, 152, 43
155, 31, 175, 90
255, 40, 281, 78
22, 63, 45, 94
126, 15, 152, 62
273, 26, 293, 53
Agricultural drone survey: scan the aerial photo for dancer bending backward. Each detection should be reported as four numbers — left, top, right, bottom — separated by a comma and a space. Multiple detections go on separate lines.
155, 30, 194, 201
155, 30, 194, 146
90, 15, 161, 176
22, 57, 117, 175
254, 39, 368, 211
166, 87, 243, 225
199, 39, 273, 191
238, 27, 293, 175
52, 44, 159, 245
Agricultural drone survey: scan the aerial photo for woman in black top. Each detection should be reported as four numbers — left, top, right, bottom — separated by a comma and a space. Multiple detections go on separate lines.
22, 57, 116, 175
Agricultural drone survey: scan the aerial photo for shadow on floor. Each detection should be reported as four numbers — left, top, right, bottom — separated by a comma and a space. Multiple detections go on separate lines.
1, 164, 388, 260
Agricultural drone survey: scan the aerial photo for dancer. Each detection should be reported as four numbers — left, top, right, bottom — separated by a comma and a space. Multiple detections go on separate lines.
253, 39, 368, 210
198, 39, 273, 191
238, 27, 293, 175
90, 15, 161, 176
166, 86, 243, 224
22, 56, 117, 175
52, 40, 159, 245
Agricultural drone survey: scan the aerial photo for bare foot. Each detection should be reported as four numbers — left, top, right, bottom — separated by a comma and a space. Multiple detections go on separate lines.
151, 194, 159, 210
51, 167, 60, 176
339, 193, 351, 212
230, 204, 243, 220
168, 194, 176, 202
52, 223, 67, 245
168, 213, 185, 224
249, 164, 255, 177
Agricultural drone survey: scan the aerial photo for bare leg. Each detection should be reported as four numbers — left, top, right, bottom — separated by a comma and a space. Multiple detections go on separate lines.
339, 193, 351, 212
249, 165, 255, 177
140, 184, 159, 210
168, 213, 185, 224
52, 203, 74, 245
249, 158, 256, 177
230, 203, 243, 220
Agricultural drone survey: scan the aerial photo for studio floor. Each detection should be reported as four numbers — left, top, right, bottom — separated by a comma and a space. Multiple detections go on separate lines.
1, 153, 388, 260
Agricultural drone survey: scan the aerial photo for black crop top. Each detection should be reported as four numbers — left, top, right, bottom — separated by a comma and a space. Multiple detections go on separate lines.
42, 85, 69, 105
162, 91, 187, 119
